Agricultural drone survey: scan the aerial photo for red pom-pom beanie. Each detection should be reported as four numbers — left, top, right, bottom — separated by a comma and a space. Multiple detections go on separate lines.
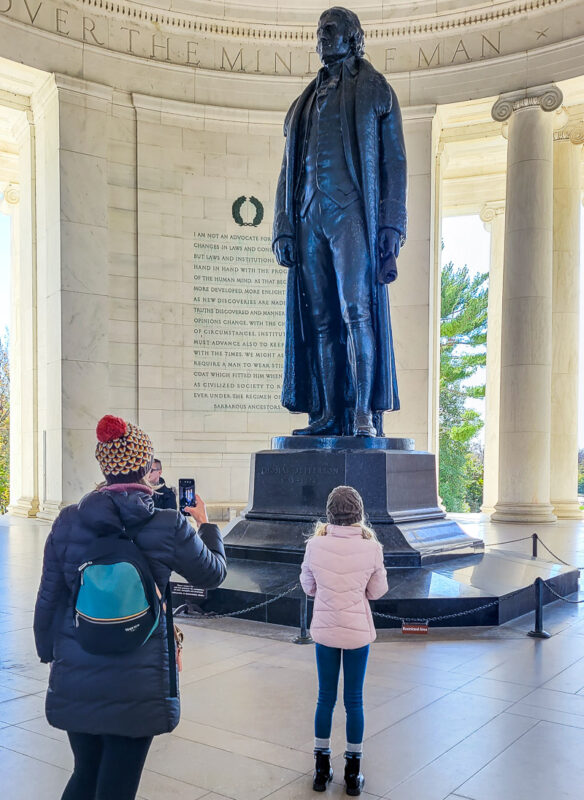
95, 415, 154, 484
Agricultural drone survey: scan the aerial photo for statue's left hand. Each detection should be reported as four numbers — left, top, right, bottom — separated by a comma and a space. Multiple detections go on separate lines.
273, 236, 296, 268
378, 228, 401, 283
379, 227, 401, 259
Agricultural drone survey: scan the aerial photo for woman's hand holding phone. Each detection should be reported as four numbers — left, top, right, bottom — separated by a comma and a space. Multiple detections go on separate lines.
184, 495, 208, 528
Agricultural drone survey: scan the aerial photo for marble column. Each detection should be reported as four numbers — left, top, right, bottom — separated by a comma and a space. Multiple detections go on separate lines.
34, 75, 112, 519
5, 111, 41, 518
0, 183, 35, 517
382, 105, 440, 453
479, 201, 505, 514
490, 85, 562, 523
550, 121, 584, 518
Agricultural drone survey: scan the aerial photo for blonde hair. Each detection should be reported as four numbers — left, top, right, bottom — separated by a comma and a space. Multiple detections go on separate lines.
310, 519, 379, 541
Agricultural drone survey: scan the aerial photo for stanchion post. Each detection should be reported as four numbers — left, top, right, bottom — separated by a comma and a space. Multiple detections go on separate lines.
532, 533, 538, 558
293, 592, 314, 644
528, 577, 551, 639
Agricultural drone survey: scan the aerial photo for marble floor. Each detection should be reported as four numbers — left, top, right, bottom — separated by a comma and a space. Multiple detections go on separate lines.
2, 511, 584, 800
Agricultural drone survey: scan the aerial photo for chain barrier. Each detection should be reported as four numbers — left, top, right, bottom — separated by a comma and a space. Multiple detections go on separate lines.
485, 535, 534, 547
542, 582, 584, 605
486, 532, 584, 570
487, 533, 584, 617
371, 586, 528, 625
531, 537, 576, 568
176, 581, 300, 620
369, 532, 583, 625
487, 532, 584, 610
174, 531, 583, 634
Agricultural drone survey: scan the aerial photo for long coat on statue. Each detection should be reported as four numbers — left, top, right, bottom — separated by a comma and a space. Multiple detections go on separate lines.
272, 57, 408, 418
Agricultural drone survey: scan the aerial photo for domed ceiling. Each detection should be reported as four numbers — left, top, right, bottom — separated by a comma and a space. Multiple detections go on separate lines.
128, 0, 575, 28
88, 0, 582, 70
2, 0, 584, 108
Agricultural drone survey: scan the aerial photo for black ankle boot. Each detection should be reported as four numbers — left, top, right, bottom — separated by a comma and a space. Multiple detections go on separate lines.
293, 335, 342, 437
293, 415, 342, 436
344, 754, 364, 796
313, 751, 333, 792
353, 410, 376, 437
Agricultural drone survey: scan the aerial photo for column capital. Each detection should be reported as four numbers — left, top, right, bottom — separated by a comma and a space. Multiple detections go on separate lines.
491, 84, 563, 122
479, 201, 505, 226
553, 120, 584, 145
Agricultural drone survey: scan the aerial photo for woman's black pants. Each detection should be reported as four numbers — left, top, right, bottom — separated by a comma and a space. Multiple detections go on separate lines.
61, 731, 153, 800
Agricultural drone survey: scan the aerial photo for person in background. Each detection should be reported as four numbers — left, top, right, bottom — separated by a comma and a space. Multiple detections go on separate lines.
300, 485, 388, 796
33, 414, 227, 800
147, 458, 177, 510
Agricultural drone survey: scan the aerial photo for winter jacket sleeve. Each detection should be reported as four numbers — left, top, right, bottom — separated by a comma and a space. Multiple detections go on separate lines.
172, 518, 226, 589
33, 530, 68, 663
300, 542, 316, 596
365, 545, 388, 600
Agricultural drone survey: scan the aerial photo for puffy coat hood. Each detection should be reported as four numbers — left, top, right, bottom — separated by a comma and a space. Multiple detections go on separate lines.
300, 524, 388, 650
77, 488, 154, 534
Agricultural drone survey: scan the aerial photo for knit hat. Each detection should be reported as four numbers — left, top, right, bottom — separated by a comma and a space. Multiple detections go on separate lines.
95, 415, 154, 484
326, 485, 364, 526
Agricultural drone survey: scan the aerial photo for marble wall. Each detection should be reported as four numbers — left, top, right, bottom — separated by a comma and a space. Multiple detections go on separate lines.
133, 97, 289, 502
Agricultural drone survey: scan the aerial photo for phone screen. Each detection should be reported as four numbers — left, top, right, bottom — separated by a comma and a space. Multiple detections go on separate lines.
178, 478, 196, 515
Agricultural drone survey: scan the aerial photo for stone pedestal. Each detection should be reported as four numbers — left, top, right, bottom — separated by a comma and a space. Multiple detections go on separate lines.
180, 437, 575, 630
223, 437, 483, 567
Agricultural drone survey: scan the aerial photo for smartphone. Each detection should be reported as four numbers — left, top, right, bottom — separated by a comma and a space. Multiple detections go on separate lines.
178, 478, 196, 516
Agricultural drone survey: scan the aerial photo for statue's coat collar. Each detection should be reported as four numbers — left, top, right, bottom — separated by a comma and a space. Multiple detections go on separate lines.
317, 55, 359, 83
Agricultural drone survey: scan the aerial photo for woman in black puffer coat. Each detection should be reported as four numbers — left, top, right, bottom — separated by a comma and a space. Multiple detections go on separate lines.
33, 415, 227, 800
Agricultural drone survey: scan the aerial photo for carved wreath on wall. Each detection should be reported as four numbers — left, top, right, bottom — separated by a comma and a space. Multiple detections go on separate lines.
231, 196, 264, 227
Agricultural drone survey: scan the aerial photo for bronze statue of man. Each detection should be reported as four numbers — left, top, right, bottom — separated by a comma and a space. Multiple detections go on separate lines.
273, 6, 407, 437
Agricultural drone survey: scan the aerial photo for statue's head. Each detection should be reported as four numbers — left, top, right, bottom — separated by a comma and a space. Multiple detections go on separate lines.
316, 7, 365, 65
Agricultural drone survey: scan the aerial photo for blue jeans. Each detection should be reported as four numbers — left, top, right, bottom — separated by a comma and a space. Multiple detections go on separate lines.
314, 643, 370, 746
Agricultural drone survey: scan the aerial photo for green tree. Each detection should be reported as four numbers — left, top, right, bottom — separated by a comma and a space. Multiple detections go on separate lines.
464, 447, 484, 513
578, 449, 584, 497
0, 329, 9, 514
439, 262, 488, 512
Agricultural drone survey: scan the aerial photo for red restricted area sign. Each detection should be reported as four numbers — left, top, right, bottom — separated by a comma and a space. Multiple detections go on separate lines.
401, 622, 429, 635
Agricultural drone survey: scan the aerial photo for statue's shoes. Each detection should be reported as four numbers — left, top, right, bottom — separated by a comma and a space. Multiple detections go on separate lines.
292, 417, 342, 436
353, 412, 376, 437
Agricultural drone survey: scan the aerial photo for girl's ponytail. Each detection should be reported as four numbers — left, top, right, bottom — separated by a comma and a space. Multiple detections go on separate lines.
308, 520, 379, 541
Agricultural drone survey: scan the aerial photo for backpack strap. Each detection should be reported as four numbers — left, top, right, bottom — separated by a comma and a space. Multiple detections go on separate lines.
123, 517, 178, 697
165, 583, 178, 697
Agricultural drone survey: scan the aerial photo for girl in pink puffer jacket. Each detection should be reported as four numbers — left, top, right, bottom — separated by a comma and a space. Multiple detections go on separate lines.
300, 486, 388, 796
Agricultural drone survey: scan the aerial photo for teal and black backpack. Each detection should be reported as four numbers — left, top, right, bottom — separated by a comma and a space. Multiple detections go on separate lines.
73, 530, 162, 655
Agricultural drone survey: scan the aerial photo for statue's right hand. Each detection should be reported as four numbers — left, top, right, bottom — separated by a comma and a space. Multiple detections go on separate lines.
274, 237, 296, 268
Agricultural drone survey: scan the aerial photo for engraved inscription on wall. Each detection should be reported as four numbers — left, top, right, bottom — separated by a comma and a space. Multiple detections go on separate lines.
192, 230, 287, 412
7, 0, 577, 77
